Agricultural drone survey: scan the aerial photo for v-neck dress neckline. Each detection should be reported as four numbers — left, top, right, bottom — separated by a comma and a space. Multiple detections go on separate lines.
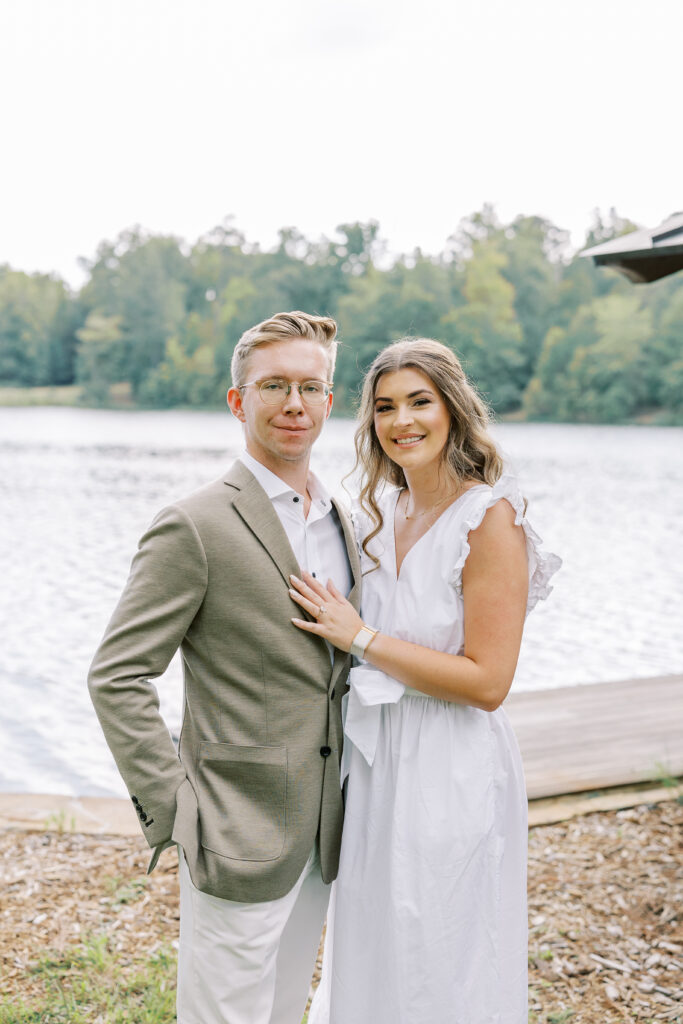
390, 484, 487, 581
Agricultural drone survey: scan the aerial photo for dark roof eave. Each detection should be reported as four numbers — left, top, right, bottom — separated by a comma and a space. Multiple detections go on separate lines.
592, 253, 683, 283
589, 242, 683, 261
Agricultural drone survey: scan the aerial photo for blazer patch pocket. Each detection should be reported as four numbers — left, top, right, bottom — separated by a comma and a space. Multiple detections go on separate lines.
197, 742, 287, 862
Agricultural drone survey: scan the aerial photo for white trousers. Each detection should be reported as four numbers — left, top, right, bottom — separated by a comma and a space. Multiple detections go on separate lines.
177, 845, 330, 1024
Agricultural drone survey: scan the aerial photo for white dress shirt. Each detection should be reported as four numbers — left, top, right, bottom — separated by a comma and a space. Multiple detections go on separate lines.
238, 450, 352, 600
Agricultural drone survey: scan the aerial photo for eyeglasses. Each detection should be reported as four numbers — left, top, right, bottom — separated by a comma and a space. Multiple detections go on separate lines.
239, 378, 332, 406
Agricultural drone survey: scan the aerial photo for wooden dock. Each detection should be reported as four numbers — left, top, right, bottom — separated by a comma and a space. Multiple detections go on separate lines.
505, 674, 683, 799
0, 675, 681, 836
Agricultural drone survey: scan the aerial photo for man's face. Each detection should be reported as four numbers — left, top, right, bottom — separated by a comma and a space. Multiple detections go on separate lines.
227, 338, 333, 472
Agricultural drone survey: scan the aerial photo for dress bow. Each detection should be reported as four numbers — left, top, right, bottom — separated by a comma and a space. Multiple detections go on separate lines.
341, 665, 405, 778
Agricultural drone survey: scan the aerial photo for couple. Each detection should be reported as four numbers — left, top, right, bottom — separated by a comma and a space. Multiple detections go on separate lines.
89, 310, 560, 1024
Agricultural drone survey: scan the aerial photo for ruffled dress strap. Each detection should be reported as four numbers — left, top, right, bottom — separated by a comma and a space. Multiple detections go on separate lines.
450, 473, 561, 615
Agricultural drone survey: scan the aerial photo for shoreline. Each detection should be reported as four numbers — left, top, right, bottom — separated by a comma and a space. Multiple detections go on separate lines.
1, 778, 681, 837
1, 386, 681, 425
2, 675, 681, 829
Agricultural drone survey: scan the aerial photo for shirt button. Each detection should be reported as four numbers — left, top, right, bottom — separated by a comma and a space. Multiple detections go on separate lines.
293, 496, 300, 503
312, 571, 316, 578
320, 745, 332, 757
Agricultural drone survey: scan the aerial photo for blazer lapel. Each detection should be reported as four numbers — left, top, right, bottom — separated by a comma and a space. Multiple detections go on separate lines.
225, 462, 362, 693
225, 462, 300, 587
332, 497, 361, 611
330, 497, 362, 690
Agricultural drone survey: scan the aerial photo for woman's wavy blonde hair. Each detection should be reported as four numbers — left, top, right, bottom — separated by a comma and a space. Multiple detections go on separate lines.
353, 338, 504, 564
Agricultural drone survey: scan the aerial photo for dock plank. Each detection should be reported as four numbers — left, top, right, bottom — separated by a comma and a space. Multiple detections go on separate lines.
505, 674, 683, 799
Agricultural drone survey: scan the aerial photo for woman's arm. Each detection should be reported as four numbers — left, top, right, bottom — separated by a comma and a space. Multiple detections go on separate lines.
290, 499, 529, 712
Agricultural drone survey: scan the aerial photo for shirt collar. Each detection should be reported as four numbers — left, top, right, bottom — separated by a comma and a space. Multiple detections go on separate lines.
238, 450, 333, 510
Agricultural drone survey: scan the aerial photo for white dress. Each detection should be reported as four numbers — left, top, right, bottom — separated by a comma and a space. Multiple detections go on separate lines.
309, 475, 561, 1024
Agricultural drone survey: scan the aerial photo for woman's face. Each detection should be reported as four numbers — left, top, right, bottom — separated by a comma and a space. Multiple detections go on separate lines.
373, 367, 452, 474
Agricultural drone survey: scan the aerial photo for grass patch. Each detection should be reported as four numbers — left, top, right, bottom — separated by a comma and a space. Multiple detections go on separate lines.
0, 381, 133, 409
0, 385, 82, 407
654, 764, 683, 805
43, 809, 76, 834
102, 874, 149, 907
0, 933, 311, 1023
0, 933, 177, 1023
547, 1011, 575, 1023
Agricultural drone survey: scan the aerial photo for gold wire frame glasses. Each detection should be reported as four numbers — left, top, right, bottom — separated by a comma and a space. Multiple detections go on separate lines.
238, 378, 332, 406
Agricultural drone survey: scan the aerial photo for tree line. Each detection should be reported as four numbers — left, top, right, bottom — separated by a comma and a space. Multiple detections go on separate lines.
1, 207, 681, 422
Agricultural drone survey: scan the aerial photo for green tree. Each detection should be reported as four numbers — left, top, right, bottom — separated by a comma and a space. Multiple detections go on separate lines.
140, 273, 272, 406
139, 330, 218, 407
3, 207, 680, 422
75, 312, 125, 404
440, 240, 526, 411
185, 219, 250, 313
646, 287, 683, 408
659, 359, 683, 412
499, 216, 565, 372
334, 255, 459, 411
524, 293, 654, 421
79, 230, 189, 396
583, 207, 639, 249
0, 269, 75, 385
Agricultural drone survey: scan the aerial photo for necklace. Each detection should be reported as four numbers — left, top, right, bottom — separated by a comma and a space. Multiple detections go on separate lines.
402, 488, 460, 521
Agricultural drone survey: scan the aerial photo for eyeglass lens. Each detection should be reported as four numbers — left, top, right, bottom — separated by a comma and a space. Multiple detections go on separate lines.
259, 379, 330, 404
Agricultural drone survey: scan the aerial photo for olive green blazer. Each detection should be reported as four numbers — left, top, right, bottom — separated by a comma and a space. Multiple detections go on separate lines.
88, 460, 361, 902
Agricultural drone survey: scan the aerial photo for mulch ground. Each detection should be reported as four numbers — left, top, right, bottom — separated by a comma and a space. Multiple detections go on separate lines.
1, 800, 681, 1022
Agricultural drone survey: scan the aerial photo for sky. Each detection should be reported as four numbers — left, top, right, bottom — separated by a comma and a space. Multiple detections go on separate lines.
1, 0, 682, 288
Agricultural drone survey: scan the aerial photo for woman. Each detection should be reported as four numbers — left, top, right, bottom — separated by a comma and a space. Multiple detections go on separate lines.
289, 338, 561, 1023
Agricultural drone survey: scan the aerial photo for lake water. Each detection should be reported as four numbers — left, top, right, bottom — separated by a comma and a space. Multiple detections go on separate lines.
1, 408, 682, 798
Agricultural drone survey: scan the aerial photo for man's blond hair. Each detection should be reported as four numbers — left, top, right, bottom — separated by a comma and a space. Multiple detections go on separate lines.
230, 311, 338, 387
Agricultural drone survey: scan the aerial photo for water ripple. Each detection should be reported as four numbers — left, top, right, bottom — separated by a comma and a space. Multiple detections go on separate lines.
1, 410, 681, 795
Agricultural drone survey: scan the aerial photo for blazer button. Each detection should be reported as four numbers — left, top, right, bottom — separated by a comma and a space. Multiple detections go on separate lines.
320, 745, 332, 757
139, 811, 148, 822
131, 795, 139, 805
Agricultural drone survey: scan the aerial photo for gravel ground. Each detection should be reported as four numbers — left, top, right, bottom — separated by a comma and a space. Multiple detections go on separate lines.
1, 800, 681, 1022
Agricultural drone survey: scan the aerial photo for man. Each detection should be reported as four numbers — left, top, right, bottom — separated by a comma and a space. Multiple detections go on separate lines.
88, 311, 360, 1024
